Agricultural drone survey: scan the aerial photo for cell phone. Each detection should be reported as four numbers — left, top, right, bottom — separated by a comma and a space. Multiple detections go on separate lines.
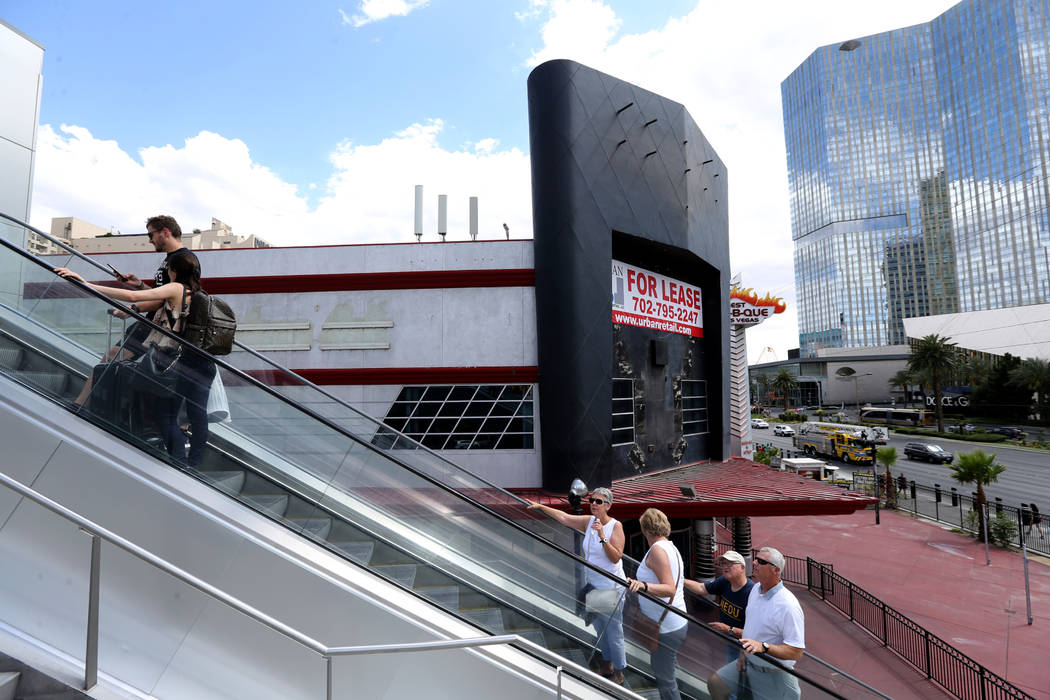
105, 263, 128, 281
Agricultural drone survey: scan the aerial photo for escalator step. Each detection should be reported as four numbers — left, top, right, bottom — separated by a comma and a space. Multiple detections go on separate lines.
241, 494, 290, 517
11, 370, 67, 395
0, 345, 23, 369
458, 606, 505, 633
372, 563, 417, 588
199, 470, 246, 494
285, 517, 332, 541
329, 541, 375, 564
415, 585, 459, 609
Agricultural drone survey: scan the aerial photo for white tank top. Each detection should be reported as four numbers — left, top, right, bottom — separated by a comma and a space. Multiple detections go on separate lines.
636, 540, 688, 632
583, 517, 624, 588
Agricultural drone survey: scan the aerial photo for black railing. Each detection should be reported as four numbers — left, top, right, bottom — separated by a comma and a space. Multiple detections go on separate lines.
713, 541, 828, 585
807, 558, 1034, 700
852, 475, 1050, 557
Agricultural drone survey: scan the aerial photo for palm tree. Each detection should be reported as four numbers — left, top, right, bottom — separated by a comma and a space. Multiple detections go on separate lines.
949, 450, 1006, 542
771, 369, 798, 411
908, 334, 958, 432
876, 447, 898, 507
888, 369, 914, 407
1008, 358, 1050, 421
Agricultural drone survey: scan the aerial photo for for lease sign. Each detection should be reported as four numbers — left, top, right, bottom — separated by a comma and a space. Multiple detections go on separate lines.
611, 260, 703, 337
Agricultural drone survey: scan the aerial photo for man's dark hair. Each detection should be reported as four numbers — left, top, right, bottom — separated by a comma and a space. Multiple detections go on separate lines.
146, 214, 182, 239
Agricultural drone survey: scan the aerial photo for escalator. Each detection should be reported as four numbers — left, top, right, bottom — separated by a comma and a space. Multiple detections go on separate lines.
0, 214, 867, 699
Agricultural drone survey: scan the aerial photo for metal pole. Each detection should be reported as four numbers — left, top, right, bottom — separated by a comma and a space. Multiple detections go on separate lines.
871, 441, 880, 525
982, 502, 991, 565
325, 655, 332, 700
1021, 516, 1034, 626
85, 534, 101, 690
556, 666, 564, 700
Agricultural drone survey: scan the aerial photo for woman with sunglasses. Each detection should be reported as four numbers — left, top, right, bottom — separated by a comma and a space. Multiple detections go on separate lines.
527, 487, 627, 683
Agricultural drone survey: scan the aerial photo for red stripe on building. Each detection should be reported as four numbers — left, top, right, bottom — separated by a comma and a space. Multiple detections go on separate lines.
241, 366, 539, 386
202, 269, 534, 294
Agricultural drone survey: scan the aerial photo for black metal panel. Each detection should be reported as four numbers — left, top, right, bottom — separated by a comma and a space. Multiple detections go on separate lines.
529, 60, 731, 492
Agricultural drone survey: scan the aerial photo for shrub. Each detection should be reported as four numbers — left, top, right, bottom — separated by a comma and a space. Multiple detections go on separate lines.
753, 445, 781, 465
989, 513, 1019, 547
777, 412, 809, 423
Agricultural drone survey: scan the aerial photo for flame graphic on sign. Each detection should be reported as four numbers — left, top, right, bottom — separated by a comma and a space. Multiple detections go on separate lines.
730, 286, 786, 314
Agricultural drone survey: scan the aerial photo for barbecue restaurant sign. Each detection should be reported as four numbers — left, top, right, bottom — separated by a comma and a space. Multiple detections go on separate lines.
730, 286, 786, 327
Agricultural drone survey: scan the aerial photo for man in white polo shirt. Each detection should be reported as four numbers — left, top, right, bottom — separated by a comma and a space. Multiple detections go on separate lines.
708, 546, 805, 700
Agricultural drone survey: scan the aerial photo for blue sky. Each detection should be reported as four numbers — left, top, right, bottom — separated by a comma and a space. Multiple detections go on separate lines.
2, 0, 957, 360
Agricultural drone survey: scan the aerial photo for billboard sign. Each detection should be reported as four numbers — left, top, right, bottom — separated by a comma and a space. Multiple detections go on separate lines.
611, 260, 702, 337
730, 286, 786, 327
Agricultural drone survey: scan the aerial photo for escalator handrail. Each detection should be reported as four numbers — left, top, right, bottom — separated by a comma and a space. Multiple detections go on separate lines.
0, 469, 644, 700
0, 214, 857, 698
1, 212, 656, 574
0, 213, 648, 596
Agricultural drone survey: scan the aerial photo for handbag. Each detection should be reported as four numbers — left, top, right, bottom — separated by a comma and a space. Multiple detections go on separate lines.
132, 343, 183, 396
584, 587, 622, 616
631, 546, 683, 652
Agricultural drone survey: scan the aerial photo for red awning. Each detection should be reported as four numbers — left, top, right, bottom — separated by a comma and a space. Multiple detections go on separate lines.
511, 457, 875, 519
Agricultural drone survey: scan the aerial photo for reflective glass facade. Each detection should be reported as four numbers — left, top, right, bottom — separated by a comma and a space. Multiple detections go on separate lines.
783, 0, 1050, 354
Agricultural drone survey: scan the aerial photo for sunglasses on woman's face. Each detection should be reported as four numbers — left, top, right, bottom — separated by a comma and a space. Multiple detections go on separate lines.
588, 497, 605, 505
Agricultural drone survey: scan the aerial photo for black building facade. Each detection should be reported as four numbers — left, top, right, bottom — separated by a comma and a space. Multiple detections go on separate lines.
528, 60, 731, 493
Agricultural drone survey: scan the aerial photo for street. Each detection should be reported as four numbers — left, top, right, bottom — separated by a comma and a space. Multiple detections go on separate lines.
754, 425, 1050, 511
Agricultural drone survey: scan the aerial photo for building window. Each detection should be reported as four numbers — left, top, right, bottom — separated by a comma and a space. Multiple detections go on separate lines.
682, 379, 709, 436
612, 378, 635, 446
376, 384, 534, 450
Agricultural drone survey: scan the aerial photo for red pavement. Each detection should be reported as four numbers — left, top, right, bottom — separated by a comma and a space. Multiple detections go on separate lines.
750, 508, 1050, 699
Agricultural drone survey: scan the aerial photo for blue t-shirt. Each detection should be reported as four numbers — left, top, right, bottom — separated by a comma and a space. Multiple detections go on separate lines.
704, 576, 755, 627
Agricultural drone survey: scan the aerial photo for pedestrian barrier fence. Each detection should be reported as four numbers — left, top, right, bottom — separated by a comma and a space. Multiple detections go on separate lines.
806, 558, 1034, 700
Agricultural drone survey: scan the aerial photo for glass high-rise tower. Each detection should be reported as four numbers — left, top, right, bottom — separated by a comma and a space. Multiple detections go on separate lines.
782, 0, 1050, 354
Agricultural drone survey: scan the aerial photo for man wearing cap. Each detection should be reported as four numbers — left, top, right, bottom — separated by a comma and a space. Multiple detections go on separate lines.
709, 546, 805, 700
684, 550, 755, 663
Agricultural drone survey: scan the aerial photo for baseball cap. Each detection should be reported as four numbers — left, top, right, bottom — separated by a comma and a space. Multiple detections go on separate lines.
717, 550, 746, 566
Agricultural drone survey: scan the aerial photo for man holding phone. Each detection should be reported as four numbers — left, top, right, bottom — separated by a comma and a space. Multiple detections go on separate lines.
73, 215, 199, 405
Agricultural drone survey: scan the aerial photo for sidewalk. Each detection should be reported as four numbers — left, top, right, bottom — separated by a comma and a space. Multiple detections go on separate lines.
750, 508, 1050, 699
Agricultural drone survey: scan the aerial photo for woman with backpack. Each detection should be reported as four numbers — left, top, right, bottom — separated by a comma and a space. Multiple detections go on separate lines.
55, 254, 214, 466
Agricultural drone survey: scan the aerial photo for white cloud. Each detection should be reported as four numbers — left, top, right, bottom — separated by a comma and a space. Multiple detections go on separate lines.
342, 0, 429, 28
30, 121, 531, 248
523, 0, 957, 361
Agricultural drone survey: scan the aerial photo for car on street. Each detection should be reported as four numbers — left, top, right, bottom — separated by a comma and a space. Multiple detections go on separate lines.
991, 426, 1026, 440
751, 418, 769, 429
904, 442, 954, 463
773, 424, 795, 436
947, 423, 977, 434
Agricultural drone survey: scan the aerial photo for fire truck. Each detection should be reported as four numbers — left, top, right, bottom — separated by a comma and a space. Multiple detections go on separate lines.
793, 425, 874, 464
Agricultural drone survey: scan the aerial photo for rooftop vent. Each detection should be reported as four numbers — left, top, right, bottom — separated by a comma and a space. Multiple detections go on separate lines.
839, 39, 861, 51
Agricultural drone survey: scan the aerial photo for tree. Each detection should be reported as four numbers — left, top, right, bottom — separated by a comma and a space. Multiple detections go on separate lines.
876, 447, 898, 507
970, 354, 1028, 420
1008, 357, 1050, 422
908, 334, 958, 432
771, 369, 798, 411
888, 369, 914, 407
949, 450, 1006, 542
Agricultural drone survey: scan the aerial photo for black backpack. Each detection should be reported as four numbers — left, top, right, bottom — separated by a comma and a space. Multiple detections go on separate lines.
180, 289, 237, 356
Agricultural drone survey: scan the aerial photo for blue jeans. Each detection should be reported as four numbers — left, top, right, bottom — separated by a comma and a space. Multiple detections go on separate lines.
651, 623, 688, 700
158, 359, 214, 467
593, 604, 626, 670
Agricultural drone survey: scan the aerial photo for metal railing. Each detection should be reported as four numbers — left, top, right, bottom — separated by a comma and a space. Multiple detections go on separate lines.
713, 541, 831, 585
806, 558, 1034, 700
0, 470, 640, 699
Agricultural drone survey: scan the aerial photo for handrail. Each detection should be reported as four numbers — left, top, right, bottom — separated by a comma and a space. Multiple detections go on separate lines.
0, 215, 639, 593
0, 469, 640, 699
0, 211, 693, 612
806, 558, 1035, 700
